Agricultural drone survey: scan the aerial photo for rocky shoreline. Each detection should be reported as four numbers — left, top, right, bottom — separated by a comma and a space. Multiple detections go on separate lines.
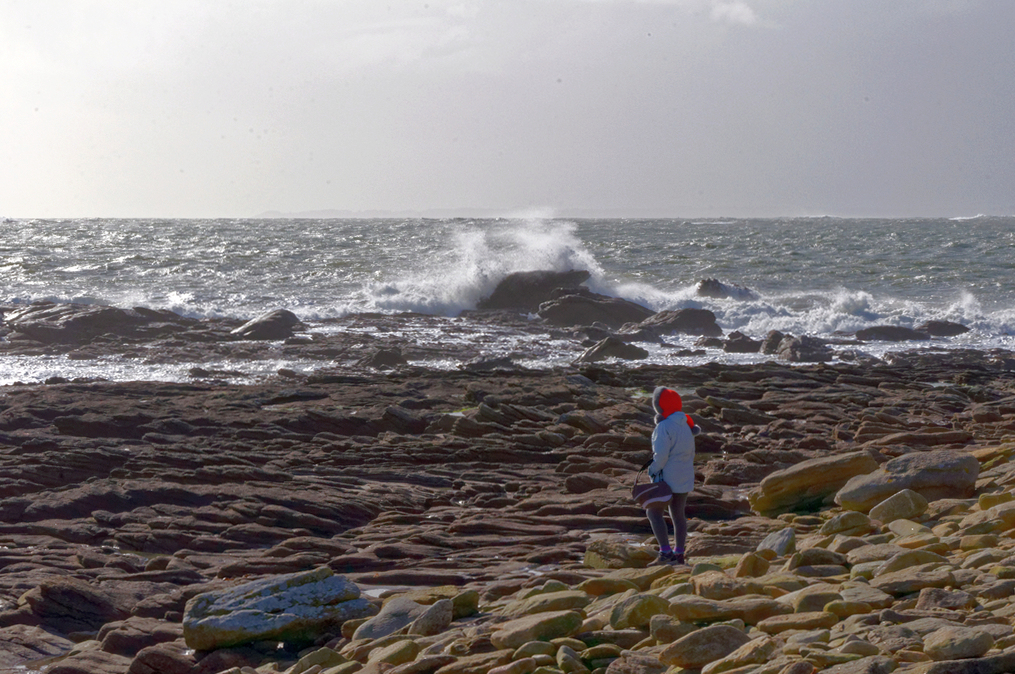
2, 279, 1015, 674
0, 320, 1013, 672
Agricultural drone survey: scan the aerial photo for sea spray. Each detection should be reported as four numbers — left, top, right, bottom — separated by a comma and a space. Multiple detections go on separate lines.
365, 218, 605, 316
3, 216, 1015, 383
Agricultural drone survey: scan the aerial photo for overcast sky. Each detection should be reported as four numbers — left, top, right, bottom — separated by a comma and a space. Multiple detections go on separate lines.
2, 0, 1013, 218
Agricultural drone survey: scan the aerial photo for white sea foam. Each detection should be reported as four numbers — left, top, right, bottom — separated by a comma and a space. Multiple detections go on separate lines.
3, 216, 1015, 383
363, 217, 604, 316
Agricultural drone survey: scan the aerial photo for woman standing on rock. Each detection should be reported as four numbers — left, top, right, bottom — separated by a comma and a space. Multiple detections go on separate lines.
647, 386, 700, 565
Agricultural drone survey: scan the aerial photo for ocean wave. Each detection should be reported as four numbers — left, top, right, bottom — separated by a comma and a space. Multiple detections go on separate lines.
361, 217, 604, 315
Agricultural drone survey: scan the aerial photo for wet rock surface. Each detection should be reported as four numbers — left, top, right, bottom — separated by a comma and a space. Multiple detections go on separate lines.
1, 304, 1015, 673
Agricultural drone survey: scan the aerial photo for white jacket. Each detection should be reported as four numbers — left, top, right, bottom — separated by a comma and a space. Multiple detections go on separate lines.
648, 411, 696, 494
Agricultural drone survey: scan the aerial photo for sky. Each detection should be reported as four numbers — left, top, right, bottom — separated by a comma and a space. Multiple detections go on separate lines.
2, 0, 1014, 219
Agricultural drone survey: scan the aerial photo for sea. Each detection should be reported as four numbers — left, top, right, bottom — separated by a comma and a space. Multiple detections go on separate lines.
2, 215, 1014, 385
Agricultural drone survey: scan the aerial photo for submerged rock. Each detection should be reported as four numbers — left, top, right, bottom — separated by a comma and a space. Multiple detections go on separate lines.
182, 567, 376, 651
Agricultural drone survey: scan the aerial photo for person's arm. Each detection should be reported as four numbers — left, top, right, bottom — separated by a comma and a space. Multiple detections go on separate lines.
648, 423, 673, 481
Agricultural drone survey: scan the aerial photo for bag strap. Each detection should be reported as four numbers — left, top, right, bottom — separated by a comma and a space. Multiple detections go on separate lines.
633, 458, 654, 486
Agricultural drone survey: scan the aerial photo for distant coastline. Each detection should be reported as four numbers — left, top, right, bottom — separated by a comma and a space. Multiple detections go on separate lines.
252, 208, 707, 220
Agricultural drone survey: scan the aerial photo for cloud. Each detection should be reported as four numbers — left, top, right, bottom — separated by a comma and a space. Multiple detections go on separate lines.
710, 1, 759, 25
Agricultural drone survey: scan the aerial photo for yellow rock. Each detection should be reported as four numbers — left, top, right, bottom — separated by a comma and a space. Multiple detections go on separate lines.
433, 649, 515, 674
576, 578, 638, 596
979, 491, 1014, 510
961, 534, 999, 550
990, 565, 1015, 579
887, 519, 933, 537
609, 593, 671, 630
988, 501, 1015, 530
932, 522, 960, 537
868, 489, 928, 524
820, 511, 874, 536
749, 451, 879, 515
366, 639, 419, 667
756, 611, 838, 634
732, 553, 770, 578
970, 444, 1015, 465
788, 586, 842, 613
894, 533, 942, 550
289, 647, 347, 674
835, 639, 880, 657
877, 549, 949, 576
488, 658, 538, 674
583, 539, 655, 569
923, 625, 994, 661
490, 611, 585, 650
658, 624, 752, 668
603, 565, 675, 591
513, 642, 556, 659
701, 635, 779, 674
500, 591, 593, 619
824, 600, 872, 618
692, 570, 763, 601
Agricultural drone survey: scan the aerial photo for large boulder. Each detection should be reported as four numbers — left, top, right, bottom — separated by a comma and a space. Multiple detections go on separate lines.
749, 451, 879, 516
478, 269, 591, 312
835, 450, 980, 513
182, 567, 376, 651
636, 308, 722, 337
538, 293, 654, 329
231, 309, 304, 340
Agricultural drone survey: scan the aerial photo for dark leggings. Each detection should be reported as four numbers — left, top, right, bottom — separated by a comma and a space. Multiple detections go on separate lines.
646, 492, 688, 552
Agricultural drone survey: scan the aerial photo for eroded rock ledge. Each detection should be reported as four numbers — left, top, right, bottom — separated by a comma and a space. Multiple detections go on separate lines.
1, 348, 1015, 672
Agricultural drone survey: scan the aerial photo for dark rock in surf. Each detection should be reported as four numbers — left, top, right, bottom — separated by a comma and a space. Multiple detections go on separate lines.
357, 347, 408, 370
574, 337, 649, 363
3, 303, 150, 345
538, 293, 654, 329
695, 336, 724, 348
917, 320, 970, 337
231, 309, 304, 341
614, 326, 665, 344
855, 326, 930, 342
723, 331, 762, 353
478, 269, 591, 313
761, 330, 786, 355
776, 335, 833, 363
637, 308, 723, 337
696, 278, 758, 300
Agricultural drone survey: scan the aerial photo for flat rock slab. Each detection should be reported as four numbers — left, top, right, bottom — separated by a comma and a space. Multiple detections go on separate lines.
182, 566, 376, 651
